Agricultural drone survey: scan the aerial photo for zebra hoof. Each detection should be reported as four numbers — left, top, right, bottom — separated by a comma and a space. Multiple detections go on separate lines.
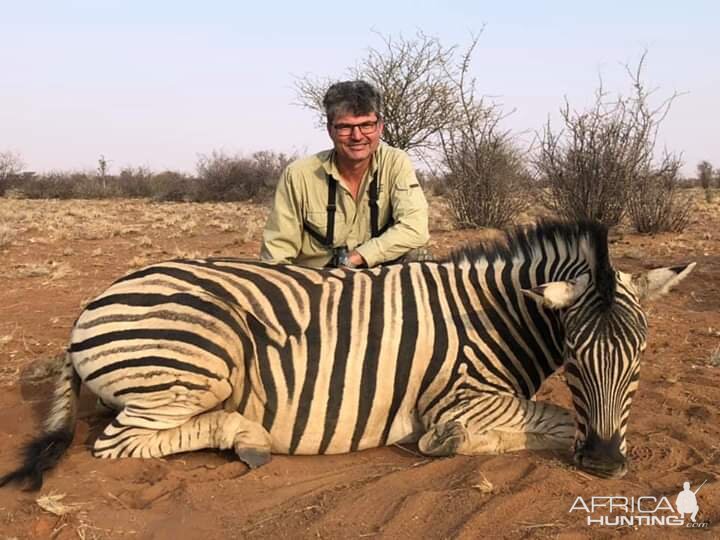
418, 421, 468, 456
236, 448, 271, 469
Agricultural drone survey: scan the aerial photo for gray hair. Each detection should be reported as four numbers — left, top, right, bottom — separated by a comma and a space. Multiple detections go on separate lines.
323, 80, 383, 125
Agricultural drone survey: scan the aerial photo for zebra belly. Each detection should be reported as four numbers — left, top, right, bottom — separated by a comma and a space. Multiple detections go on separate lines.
240, 391, 424, 455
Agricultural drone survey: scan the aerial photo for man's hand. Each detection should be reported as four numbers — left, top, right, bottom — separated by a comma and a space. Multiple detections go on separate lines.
343, 250, 366, 268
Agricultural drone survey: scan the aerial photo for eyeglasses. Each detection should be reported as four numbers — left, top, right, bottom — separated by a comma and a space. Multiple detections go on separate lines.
332, 121, 379, 137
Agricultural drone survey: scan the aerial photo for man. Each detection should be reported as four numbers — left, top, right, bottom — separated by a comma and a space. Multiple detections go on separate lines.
260, 80, 429, 268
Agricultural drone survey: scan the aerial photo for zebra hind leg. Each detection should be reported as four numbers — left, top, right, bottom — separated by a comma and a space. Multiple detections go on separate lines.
419, 395, 575, 456
93, 406, 272, 468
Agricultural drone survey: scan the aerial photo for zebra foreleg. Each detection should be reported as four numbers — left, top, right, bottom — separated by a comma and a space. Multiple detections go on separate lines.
418, 395, 575, 456
93, 407, 272, 468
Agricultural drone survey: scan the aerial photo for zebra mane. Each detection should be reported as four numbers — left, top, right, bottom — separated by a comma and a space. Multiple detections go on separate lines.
444, 220, 617, 306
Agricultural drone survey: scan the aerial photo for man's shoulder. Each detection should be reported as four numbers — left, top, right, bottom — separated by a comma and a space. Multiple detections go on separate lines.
376, 143, 413, 171
377, 143, 410, 160
283, 150, 332, 185
287, 150, 332, 172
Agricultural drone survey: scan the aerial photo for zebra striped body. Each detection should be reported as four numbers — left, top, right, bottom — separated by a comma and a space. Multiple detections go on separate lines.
71, 260, 535, 455
0, 221, 695, 489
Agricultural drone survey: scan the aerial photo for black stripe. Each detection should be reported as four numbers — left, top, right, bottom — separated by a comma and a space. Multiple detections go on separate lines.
350, 269, 387, 451
113, 380, 209, 397
84, 356, 221, 382
500, 258, 552, 383
379, 266, 418, 444
85, 292, 245, 337
112, 265, 239, 306
533, 236, 548, 285
289, 287, 325, 454
246, 316, 279, 432
459, 268, 532, 397
546, 234, 561, 282
70, 329, 235, 372
417, 265, 450, 403
237, 324, 258, 412
318, 274, 355, 453
182, 260, 303, 337
421, 266, 509, 418
489, 261, 558, 382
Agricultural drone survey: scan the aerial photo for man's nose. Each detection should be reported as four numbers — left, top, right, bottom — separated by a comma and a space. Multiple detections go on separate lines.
349, 126, 364, 139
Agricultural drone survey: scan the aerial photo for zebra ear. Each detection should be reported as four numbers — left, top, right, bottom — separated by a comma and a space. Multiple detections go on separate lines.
630, 262, 696, 302
521, 273, 591, 309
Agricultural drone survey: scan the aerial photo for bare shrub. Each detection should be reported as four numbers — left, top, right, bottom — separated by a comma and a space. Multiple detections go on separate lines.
0, 151, 24, 196
439, 39, 528, 229
418, 170, 450, 198
627, 155, 693, 233
697, 160, 714, 202
118, 166, 155, 198
195, 150, 292, 202
16, 171, 83, 199
149, 171, 197, 202
535, 53, 681, 230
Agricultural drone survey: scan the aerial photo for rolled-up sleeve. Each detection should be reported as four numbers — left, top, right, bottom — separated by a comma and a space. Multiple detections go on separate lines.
260, 168, 304, 264
356, 153, 429, 267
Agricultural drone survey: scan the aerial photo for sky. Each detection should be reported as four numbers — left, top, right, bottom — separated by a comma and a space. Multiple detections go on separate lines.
1, 1, 718, 177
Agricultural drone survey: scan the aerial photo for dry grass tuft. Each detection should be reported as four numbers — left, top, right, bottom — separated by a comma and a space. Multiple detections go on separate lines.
36, 493, 84, 516
709, 346, 720, 368
0, 223, 15, 247
8, 260, 73, 281
471, 473, 494, 494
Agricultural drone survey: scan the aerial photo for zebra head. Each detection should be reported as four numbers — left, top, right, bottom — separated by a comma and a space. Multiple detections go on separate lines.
525, 255, 695, 479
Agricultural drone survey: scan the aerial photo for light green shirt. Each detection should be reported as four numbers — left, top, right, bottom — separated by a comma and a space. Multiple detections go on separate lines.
260, 143, 429, 267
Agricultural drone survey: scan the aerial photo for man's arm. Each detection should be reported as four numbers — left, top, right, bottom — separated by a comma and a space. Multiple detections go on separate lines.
355, 153, 429, 267
260, 168, 304, 264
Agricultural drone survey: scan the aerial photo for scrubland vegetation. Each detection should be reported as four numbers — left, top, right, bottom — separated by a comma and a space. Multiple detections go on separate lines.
2, 34, 717, 234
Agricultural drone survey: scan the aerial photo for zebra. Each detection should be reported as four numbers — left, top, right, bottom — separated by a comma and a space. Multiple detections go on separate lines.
0, 221, 694, 489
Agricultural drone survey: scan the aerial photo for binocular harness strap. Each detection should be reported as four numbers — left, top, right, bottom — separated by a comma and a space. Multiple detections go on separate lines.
302, 171, 393, 250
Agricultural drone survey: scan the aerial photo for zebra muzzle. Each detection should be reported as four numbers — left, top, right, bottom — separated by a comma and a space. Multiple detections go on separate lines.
573, 429, 628, 479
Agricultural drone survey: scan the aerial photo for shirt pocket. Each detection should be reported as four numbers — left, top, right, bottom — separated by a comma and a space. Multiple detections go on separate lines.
304, 210, 349, 248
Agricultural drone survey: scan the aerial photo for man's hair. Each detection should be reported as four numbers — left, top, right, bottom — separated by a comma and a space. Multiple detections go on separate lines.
323, 80, 383, 125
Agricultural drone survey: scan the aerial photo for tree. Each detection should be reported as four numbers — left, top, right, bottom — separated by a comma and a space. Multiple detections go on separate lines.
294, 31, 467, 160
0, 151, 24, 196
438, 38, 529, 228
697, 160, 713, 189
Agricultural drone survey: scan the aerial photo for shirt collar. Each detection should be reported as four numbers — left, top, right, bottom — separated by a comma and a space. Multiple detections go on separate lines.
322, 144, 382, 180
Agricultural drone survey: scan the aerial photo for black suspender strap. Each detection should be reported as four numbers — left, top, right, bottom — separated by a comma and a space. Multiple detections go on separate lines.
368, 171, 393, 238
325, 175, 337, 245
302, 174, 338, 247
368, 171, 380, 237
304, 170, 394, 248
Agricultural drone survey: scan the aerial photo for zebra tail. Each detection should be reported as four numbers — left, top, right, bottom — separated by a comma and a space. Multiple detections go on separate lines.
0, 352, 81, 491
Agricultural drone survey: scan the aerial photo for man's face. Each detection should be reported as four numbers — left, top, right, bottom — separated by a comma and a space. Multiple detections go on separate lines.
328, 112, 384, 166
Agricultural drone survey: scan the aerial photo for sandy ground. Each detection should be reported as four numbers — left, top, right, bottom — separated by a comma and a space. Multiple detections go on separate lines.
0, 194, 718, 539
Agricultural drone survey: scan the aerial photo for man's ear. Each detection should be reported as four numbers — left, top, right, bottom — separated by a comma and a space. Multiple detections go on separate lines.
521, 273, 591, 309
631, 262, 696, 302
